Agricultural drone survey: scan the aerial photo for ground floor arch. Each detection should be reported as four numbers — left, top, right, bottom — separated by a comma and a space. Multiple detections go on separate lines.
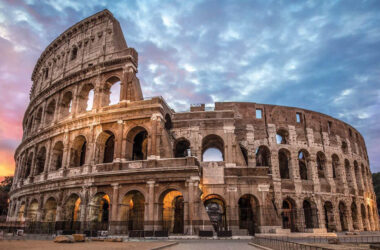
324, 201, 335, 232
43, 197, 57, 222
159, 189, 184, 234
303, 200, 319, 229
361, 203, 368, 231
282, 198, 297, 232
339, 202, 348, 231
204, 194, 227, 232
17, 202, 26, 222
351, 202, 359, 230
120, 190, 145, 231
238, 194, 259, 235
64, 194, 81, 222
88, 192, 110, 223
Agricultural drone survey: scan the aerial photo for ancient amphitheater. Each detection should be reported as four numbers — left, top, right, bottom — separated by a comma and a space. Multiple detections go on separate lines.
6, 9, 379, 236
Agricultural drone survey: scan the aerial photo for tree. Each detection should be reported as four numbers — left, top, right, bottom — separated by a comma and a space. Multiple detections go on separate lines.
0, 176, 13, 217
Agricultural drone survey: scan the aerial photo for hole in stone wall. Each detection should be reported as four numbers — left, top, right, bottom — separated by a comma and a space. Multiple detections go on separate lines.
256, 146, 270, 167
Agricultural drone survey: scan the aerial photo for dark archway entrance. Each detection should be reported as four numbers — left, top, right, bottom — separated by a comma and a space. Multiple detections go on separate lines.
204, 195, 227, 232
238, 194, 259, 235
339, 202, 348, 231
282, 198, 296, 232
160, 190, 184, 234
121, 190, 145, 231
324, 201, 335, 232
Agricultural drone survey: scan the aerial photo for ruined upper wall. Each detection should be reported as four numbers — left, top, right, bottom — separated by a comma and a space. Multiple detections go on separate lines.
30, 9, 131, 100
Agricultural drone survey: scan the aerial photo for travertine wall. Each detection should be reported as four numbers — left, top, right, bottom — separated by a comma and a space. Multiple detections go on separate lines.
7, 9, 379, 235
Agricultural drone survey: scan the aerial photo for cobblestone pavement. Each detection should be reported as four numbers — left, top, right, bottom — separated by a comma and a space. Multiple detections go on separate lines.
167, 240, 260, 250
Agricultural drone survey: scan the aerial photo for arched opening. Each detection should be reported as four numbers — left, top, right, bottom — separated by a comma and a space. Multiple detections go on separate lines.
121, 190, 145, 231
278, 149, 290, 179
34, 107, 43, 130
165, 114, 172, 130
102, 76, 121, 106
64, 194, 81, 231
341, 141, 348, 154
256, 145, 270, 167
332, 154, 339, 179
35, 146, 46, 175
44, 100, 56, 125
361, 204, 368, 231
339, 202, 348, 231
44, 197, 57, 222
238, 194, 259, 235
351, 202, 359, 230
88, 193, 110, 225
95, 131, 115, 164
204, 194, 227, 232
126, 126, 148, 161
276, 129, 289, 144
77, 83, 95, 113
303, 200, 318, 229
70, 135, 87, 167
361, 164, 367, 190
160, 189, 184, 234
51, 141, 63, 171
27, 200, 39, 222
18, 202, 26, 222
24, 152, 33, 178
174, 138, 190, 158
202, 134, 224, 162
71, 47, 78, 60
27, 116, 33, 132
282, 198, 296, 232
354, 161, 361, 190
324, 201, 335, 232
316, 152, 326, 179
240, 144, 248, 166
345, 159, 354, 189
298, 150, 309, 180
60, 91, 73, 118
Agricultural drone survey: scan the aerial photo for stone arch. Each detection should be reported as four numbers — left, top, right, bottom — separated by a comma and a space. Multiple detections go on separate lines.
282, 197, 297, 232
324, 201, 335, 232
43, 197, 57, 222
316, 151, 326, 179
60, 91, 73, 118
159, 189, 185, 234
256, 145, 271, 167
354, 161, 362, 190
278, 148, 290, 179
17, 201, 26, 222
238, 194, 260, 235
44, 99, 56, 125
361, 203, 368, 231
35, 146, 46, 175
27, 199, 39, 222
203, 194, 227, 232
303, 199, 319, 229
298, 149, 310, 180
276, 128, 289, 144
24, 152, 34, 178
331, 154, 339, 180
120, 190, 145, 231
341, 140, 348, 154
77, 83, 95, 113
34, 107, 43, 130
64, 193, 81, 222
70, 135, 87, 167
351, 202, 359, 230
126, 126, 148, 160
339, 201, 348, 231
345, 159, 354, 189
202, 134, 225, 162
164, 113, 172, 130
88, 192, 110, 223
51, 141, 63, 171
174, 138, 191, 158
102, 76, 121, 106
95, 130, 115, 164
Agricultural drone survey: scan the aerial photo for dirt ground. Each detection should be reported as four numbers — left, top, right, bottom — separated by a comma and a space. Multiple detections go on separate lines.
0, 240, 174, 250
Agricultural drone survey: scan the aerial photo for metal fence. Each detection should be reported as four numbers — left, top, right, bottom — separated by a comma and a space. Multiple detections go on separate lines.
252, 237, 332, 250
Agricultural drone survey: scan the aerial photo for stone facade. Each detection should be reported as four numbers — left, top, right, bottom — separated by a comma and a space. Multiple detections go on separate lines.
7, 10, 379, 235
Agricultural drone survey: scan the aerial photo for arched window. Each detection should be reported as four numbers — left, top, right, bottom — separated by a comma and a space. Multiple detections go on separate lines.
35, 146, 46, 175
60, 91, 73, 118
298, 150, 308, 180
345, 159, 354, 188
174, 138, 190, 158
331, 154, 339, 179
24, 153, 33, 178
102, 76, 121, 106
95, 131, 116, 164
282, 198, 296, 231
256, 146, 270, 167
70, 136, 87, 167
71, 47, 78, 60
34, 108, 43, 130
278, 149, 290, 179
126, 127, 148, 161
276, 129, 289, 144
51, 141, 64, 171
339, 202, 348, 231
202, 134, 224, 162
77, 84, 95, 113
316, 152, 326, 179
341, 141, 348, 154
303, 200, 318, 229
44, 100, 56, 125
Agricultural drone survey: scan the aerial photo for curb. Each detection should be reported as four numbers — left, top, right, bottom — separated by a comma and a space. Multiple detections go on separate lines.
151, 241, 179, 250
248, 242, 273, 250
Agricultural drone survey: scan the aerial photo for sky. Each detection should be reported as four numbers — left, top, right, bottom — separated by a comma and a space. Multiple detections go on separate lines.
0, 0, 380, 178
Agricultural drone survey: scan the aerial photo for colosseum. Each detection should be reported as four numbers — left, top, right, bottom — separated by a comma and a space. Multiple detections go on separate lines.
6, 9, 380, 237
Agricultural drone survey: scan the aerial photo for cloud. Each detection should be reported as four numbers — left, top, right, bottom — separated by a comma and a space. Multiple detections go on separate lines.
1, 0, 380, 174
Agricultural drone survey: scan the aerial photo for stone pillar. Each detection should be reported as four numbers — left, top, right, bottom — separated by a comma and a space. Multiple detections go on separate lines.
62, 131, 70, 170
36, 195, 44, 222
146, 180, 155, 230
114, 120, 124, 162
43, 139, 52, 177
29, 145, 37, 180
110, 183, 119, 233
309, 155, 320, 193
